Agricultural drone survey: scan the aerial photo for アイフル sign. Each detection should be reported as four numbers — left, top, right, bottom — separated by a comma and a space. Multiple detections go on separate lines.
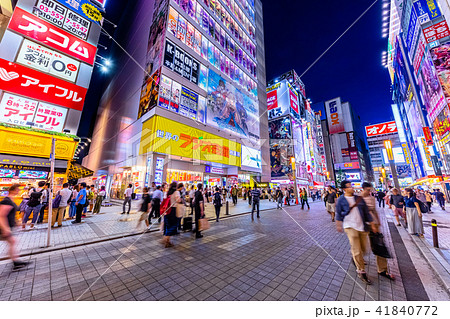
8, 7, 97, 65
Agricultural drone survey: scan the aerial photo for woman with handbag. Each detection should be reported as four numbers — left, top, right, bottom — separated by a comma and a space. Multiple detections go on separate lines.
404, 188, 424, 237
162, 182, 179, 248
361, 182, 395, 281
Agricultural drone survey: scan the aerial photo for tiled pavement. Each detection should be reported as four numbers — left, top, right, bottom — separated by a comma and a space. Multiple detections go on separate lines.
0, 197, 286, 259
1, 201, 446, 301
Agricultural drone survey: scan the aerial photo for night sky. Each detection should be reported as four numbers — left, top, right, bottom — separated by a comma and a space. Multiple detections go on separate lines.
79, 0, 394, 140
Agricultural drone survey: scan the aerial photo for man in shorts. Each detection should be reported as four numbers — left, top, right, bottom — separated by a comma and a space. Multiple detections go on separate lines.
325, 186, 337, 222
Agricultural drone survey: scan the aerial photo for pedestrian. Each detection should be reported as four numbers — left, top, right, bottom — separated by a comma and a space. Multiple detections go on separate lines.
69, 185, 78, 218
250, 186, 261, 220
137, 187, 151, 229
222, 186, 228, 202
92, 186, 106, 214
72, 182, 87, 224
311, 192, 316, 202
193, 183, 205, 238
51, 183, 72, 228
404, 188, 424, 237
425, 191, 433, 213
276, 187, 283, 209
162, 182, 179, 248
18, 186, 30, 218
248, 187, 252, 205
213, 187, 222, 222
361, 182, 395, 281
204, 186, 210, 203
284, 188, 290, 206
87, 185, 96, 212
189, 185, 195, 215
336, 180, 376, 285
122, 184, 133, 215
301, 188, 310, 210
325, 186, 337, 222
434, 189, 446, 210
389, 188, 406, 226
22, 181, 46, 229
377, 190, 386, 208
243, 187, 247, 201
231, 185, 238, 205
0, 184, 30, 271
37, 182, 50, 224
151, 185, 163, 222
175, 183, 185, 231
416, 190, 426, 206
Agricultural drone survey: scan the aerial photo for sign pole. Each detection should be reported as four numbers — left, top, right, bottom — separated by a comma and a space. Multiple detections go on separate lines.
47, 137, 55, 248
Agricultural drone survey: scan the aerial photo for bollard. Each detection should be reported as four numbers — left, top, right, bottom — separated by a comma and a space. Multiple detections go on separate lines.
431, 219, 439, 248
226, 200, 229, 215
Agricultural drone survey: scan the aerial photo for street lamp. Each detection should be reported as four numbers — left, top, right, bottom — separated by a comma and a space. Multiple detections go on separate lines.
384, 140, 400, 189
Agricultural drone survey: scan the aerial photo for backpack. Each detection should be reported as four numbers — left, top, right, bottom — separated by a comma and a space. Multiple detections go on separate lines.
213, 192, 222, 207
87, 190, 94, 200
160, 197, 171, 216
417, 200, 429, 213
52, 192, 62, 209
28, 189, 43, 207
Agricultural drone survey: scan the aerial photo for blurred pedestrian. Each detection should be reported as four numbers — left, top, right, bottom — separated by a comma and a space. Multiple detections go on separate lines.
22, 181, 46, 229
137, 187, 151, 229
151, 185, 163, 222
231, 185, 238, 205
434, 189, 446, 210
377, 190, 386, 208
69, 185, 78, 219
325, 186, 337, 222
194, 183, 205, 238
162, 182, 179, 247
175, 183, 185, 231
0, 184, 30, 271
425, 191, 433, 213
276, 187, 283, 209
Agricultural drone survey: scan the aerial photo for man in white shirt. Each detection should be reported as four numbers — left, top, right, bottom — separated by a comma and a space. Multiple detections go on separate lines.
336, 181, 375, 285
150, 186, 163, 222
122, 184, 133, 215
52, 183, 72, 227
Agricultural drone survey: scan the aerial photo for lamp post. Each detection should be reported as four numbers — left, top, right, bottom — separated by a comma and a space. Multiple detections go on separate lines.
291, 157, 299, 204
384, 140, 400, 189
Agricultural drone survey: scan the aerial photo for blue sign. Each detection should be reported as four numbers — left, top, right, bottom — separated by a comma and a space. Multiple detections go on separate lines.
405, 5, 418, 54
414, 0, 442, 24
55, 0, 102, 23
205, 166, 211, 173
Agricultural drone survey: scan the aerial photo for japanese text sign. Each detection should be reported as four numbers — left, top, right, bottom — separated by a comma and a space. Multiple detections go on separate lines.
423, 20, 450, 44
325, 98, 345, 134
0, 58, 87, 111
365, 121, 398, 137
414, 0, 442, 24
140, 116, 241, 166
8, 7, 96, 65
55, 0, 102, 22
16, 39, 80, 82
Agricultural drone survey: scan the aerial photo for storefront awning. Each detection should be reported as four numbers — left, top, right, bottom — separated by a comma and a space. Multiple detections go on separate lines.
408, 175, 442, 187
67, 161, 94, 180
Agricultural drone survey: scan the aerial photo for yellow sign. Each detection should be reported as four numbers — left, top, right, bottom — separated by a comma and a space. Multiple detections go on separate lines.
140, 116, 241, 166
82, 3, 102, 22
0, 127, 77, 160
401, 143, 411, 165
421, 138, 433, 168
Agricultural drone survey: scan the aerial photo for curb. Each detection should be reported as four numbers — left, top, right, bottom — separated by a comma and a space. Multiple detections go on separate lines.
0, 204, 297, 261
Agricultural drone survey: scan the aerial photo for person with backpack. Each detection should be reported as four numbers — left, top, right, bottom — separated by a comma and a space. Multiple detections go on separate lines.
22, 181, 46, 229
404, 188, 424, 237
434, 189, 446, 210
250, 186, 261, 220
231, 185, 238, 205
336, 181, 376, 285
213, 187, 222, 222
72, 183, 87, 224
51, 183, 72, 228
1, 184, 31, 271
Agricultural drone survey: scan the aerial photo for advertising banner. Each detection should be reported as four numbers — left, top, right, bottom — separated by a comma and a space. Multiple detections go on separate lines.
431, 43, 450, 108
267, 89, 278, 110
241, 145, 262, 169
54, 0, 103, 23
144, 4, 167, 78
8, 7, 97, 65
419, 137, 434, 172
289, 87, 299, 114
396, 164, 412, 179
405, 4, 419, 55
423, 126, 434, 145
167, 6, 178, 37
16, 39, 80, 82
0, 93, 68, 132
433, 105, 450, 139
325, 98, 345, 134
139, 116, 241, 166
414, 0, 442, 24
207, 69, 260, 141
270, 142, 293, 179
269, 116, 292, 139
0, 58, 87, 111
423, 20, 450, 43
158, 75, 172, 110
33, 0, 91, 40
138, 69, 160, 119
365, 121, 398, 137
345, 172, 361, 181
266, 81, 290, 120
334, 162, 360, 170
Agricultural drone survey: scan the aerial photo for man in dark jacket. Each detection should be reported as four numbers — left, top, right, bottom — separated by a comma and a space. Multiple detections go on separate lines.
336, 181, 376, 285
377, 190, 386, 208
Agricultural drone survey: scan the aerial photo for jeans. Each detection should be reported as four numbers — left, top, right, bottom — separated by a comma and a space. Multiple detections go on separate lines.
23, 204, 43, 225
123, 197, 131, 214
251, 200, 260, 218
277, 198, 283, 209
37, 203, 48, 223
378, 198, 385, 208
214, 205, 221, 221
69, 201, 77, 217
301, 198, 310, 209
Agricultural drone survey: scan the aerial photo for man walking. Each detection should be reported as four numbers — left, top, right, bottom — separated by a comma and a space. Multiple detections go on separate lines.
336, 181, 375, 284
122, 184, 133, 215
250, 186, 261, 220
231, 185, 238, 205
377, 190, 386, 208
51, 183, 72, 227
72, 183, 87, 224
434, 189, 446, 210
150, 185, 163, 222
325, 186, 338, 222
276, 187, 283, 209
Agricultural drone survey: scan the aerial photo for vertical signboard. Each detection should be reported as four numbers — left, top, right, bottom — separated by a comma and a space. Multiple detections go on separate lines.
325, 98, 345, 134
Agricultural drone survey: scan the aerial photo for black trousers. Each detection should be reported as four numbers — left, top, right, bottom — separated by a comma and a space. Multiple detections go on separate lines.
301, 198, 310, 209
37, 203, 48, 223
195, 209, 202, 236
232, 195, 237, 205
214, 205, 221, 221
75, 204, 84, 223
251, 201, 260, 217
150, 199, 160, 220
378, 198, 385, 208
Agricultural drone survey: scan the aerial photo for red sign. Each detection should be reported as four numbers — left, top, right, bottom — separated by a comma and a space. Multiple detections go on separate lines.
0, 58, 87, 111
423, 21, 450, 44
423, 127, 434, 145
289, 89, 299, 114
8, 7, 96, 65
365, 121, 397, 137
267, 89, 278, 110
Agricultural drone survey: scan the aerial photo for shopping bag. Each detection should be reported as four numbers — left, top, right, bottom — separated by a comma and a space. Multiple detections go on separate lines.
369, 232, 391, 258
198, 218, 210, 231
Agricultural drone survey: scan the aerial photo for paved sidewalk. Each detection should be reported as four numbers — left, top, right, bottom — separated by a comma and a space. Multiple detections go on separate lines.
0, 197, 304, 259
1, 201, 445, 301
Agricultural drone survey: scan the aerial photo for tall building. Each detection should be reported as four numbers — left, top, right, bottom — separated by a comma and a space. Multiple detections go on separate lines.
320, 97, 373, 187
0, 0, 104, 191
83, 0, 268, 198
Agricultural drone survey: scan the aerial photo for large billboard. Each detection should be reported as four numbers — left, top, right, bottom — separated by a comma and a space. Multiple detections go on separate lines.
365, 121, 398, 137
325, 97, 345, 134
241, 146, 262, 169
431, 43, 450, 108
266, 80, 300, 120
207, 69, 260, 141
